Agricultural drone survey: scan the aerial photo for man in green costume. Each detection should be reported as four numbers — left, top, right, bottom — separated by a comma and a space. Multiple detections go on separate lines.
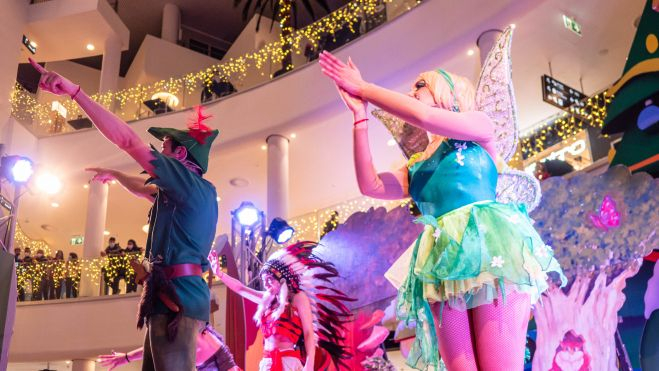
30, 58, 219, 370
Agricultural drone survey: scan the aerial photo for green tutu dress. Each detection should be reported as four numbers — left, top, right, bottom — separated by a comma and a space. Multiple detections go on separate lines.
385, 139, 566, 370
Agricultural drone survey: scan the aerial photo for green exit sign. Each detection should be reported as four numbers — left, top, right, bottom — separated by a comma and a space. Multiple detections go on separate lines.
563, 15, 582, 36
70, 236, 84, 245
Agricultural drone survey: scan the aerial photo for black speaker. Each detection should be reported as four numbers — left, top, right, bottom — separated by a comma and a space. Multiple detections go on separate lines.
0, 250, 17, 370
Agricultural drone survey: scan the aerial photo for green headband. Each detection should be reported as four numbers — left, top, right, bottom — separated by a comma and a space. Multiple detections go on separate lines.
436, 69, 459, 112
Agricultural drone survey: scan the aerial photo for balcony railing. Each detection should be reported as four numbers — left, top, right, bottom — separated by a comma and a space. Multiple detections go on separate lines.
14, 0, 421, 138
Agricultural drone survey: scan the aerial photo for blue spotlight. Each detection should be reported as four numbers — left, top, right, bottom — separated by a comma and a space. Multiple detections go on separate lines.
267, 217, 295, 244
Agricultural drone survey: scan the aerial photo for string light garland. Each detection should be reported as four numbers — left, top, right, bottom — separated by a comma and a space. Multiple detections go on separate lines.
288, 196, 410, 241
515, 91, 611, 161
11, 0, 413, 133
14, 224, 52, 257
15, 253, 141, 292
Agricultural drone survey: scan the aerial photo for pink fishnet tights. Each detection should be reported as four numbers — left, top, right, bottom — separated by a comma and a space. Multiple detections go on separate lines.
432, 290, 531, 371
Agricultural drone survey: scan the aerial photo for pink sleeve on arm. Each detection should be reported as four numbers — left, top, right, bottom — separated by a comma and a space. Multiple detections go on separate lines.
353, 124, 409, 200
361, 83, 495, 144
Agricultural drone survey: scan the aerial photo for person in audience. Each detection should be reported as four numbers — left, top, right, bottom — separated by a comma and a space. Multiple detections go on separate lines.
34, 249, 49, 300
21, 247, 34, 300
13, 248, 21, 263
124, 239, 142, 293
66, 252, 80, 298
100, 250, 111, 295
105, 237, 125, 295
45, 250, 65, 299
22, 247, 32, 263
14, 248, 25, 301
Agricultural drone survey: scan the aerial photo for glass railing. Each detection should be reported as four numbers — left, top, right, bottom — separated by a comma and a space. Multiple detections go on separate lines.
15, 252, 144, 302
13, 0, 422, 138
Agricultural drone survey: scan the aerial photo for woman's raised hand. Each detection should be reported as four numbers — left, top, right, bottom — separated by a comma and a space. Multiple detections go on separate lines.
319, 51, 366, 98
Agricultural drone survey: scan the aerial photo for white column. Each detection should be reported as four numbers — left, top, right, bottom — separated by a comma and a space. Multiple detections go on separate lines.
266, 135, 290, 223
476, 29, 503, 66
83, 180, 109, 259
80, 180, 108, 297
0, 1, 28, 139
71, 359, 96, 371
161, 3, 181, 44
99, 36, 122, 94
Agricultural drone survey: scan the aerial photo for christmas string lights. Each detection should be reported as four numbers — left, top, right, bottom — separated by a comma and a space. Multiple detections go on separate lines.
11, 0, 413, 133
516, 91, 612, 161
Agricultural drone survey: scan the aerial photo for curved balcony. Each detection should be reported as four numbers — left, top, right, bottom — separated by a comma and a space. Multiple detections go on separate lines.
9, 283, 228, 363
12, 0, 423, 138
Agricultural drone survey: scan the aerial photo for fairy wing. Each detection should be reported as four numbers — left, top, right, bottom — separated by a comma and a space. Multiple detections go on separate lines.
475, 26, 519, 163
371, 108, 429, 159
476, 26, 542, 209
496, 168, 542, 211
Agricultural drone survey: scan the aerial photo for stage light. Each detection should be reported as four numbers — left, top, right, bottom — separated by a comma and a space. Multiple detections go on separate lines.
1, 155, 34, 183
267, 217, 295, 244
234, 201, 260, 226
36, 173, 62, 194
12, 160, 33, 183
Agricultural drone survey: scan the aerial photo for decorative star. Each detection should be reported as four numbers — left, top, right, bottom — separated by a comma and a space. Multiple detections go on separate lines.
491, 256, 505, 268
455, 152, 465, 166
454, 142, 468, 151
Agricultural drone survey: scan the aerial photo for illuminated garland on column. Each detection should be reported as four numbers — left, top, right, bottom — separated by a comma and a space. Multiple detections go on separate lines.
288, 196, 410, 241
515, 91, 612, 161
14, 224, 52, 256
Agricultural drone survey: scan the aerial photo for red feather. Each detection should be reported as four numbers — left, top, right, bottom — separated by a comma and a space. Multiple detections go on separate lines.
187, 106, 213, 144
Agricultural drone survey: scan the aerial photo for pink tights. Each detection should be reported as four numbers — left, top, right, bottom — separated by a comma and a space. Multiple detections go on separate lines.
432, 290, 531, 371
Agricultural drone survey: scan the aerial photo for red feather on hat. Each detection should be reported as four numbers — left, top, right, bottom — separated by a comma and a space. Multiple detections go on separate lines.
187, 106, 213, 144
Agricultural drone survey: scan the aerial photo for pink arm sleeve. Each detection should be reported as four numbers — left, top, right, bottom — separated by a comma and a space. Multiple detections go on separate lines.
361, 83, 495, 143
354, 123, 409, 199
74, 91, 156, 176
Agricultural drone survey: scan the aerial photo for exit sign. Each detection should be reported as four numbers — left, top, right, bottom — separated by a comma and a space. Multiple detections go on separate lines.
70, 236, 84, 245
563, 15, 582, 36
541, 75, 587, 111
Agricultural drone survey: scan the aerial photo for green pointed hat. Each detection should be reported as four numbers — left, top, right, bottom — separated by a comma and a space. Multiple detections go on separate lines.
148, 106, 219, 174
603, 0, 659, 134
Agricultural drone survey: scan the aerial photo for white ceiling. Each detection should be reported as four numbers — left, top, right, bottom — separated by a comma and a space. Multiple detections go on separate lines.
21, 0, 130, 63
14, 0, 644, 253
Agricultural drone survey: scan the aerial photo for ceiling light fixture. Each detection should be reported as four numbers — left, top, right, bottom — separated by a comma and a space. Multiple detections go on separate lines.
86, 43, 95, 51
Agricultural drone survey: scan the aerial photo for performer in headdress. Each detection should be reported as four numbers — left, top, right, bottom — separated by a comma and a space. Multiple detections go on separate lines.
319, 27, 565, 370
209, 241, 353, 371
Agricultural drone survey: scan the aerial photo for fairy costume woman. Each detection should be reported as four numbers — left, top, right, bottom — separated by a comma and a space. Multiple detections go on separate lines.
319, 27, 565, 370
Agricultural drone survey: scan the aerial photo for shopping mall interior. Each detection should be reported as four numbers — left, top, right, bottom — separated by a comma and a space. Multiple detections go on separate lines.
0, 0, 657, 370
